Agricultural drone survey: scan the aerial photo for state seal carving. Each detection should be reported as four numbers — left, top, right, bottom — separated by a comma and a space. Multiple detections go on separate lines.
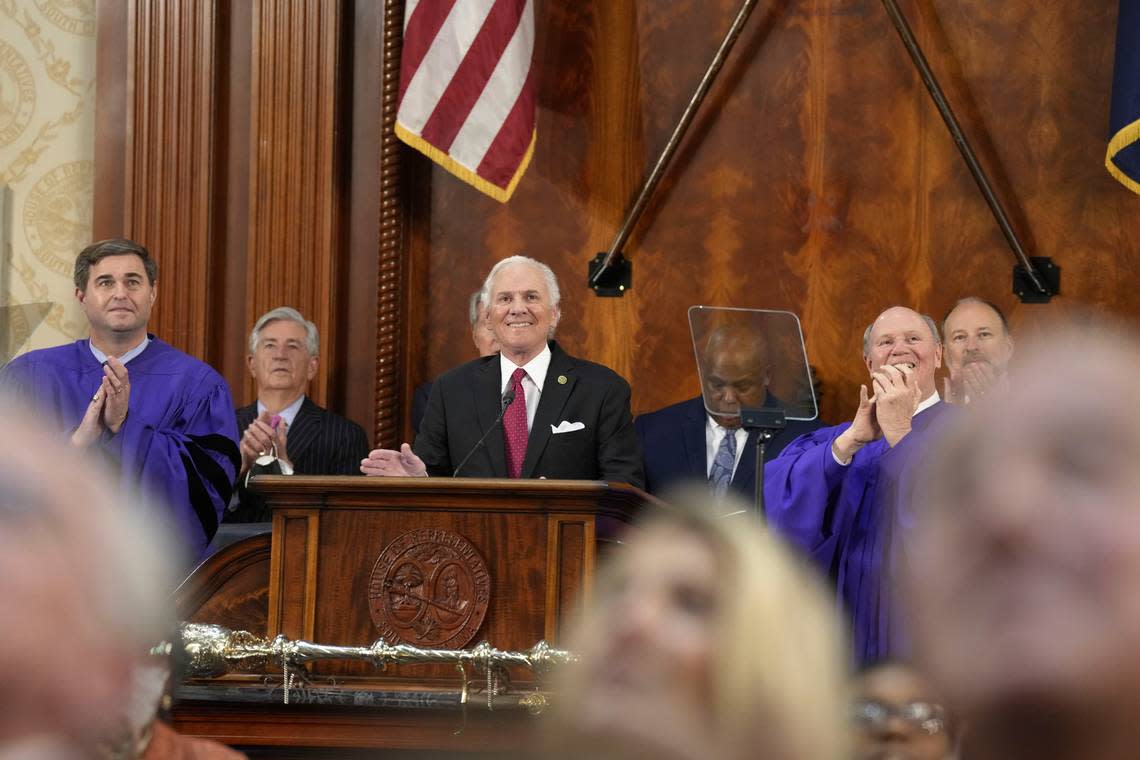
34, 0, 97, 37
23, 161, 94, 277
368, 528, 491, 649
0, 41, 35, 147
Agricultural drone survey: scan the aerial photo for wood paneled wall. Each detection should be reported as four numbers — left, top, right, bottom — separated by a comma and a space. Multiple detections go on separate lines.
121, 0, 222, 359
95, 0, 1140, 443
95, 0, 384, 439
245, 0, 344, 406
408, 0, 1140, 425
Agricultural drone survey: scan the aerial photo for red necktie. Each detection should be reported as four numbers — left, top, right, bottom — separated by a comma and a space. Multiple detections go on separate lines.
503, 367, 528, 478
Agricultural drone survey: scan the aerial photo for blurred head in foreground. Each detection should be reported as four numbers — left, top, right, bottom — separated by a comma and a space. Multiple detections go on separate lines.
852, 660, 955, 760
550, 489, 849, 760
906, 320, 1140, 760
0, 402, 172, 757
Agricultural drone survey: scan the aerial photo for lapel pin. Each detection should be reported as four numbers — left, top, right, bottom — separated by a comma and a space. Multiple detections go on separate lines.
557, 375, 568, 385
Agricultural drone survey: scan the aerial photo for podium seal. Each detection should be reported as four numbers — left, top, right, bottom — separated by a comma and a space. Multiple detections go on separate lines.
368, 528, 491, 648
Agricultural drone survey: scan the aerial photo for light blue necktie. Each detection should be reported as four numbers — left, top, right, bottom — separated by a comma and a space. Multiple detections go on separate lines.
709, 430, 737, 496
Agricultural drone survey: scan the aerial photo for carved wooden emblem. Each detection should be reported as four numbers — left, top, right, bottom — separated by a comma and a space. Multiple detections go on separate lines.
368, 528, 491, 649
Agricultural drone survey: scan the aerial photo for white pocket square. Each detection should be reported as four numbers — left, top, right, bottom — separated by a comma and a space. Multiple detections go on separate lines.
551, 420, 585, 434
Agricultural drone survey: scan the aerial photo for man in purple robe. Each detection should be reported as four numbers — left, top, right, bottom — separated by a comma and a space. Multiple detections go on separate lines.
0, 239, 240, 566
764, 306, 952, 663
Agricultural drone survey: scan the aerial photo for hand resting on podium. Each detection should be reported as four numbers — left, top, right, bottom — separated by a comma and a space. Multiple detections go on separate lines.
361, 443, 427, 477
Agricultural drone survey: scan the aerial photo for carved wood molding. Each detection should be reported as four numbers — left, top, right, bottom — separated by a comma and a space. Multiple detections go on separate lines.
123, 0, 220, 360
246, 0, 345, 407
373, 0, 407, 449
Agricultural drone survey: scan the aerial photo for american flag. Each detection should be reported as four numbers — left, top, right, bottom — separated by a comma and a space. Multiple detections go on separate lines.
395, 0, 536, 203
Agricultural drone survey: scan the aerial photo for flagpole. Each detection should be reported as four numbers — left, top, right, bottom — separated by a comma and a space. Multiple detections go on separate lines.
590, 0, 761, 288
880, 0, 1050, 297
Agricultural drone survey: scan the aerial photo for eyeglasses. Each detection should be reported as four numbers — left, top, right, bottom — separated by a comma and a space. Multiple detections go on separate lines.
852, 699, 946, 736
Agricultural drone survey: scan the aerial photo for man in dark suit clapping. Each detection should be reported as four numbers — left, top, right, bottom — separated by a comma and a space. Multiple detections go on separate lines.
362, 256, 643, 488
227, 307, 369, 522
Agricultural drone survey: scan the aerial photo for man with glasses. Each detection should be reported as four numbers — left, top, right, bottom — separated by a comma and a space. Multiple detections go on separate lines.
852, 660, 954, 760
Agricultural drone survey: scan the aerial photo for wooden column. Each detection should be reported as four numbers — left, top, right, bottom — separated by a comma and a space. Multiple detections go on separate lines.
373, 0, 412, 449
244, 0, 345, 407
114, 0, 224, 360
96, 0, 384, 422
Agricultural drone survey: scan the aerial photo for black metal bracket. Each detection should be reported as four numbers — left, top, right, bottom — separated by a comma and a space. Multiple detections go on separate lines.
588, 252, 632, 297
881, 0, 1057, 301
739, 406, 785, 520
739, 407, 786, 430
1013, 257, 1060, 304
588, 0, 762, 294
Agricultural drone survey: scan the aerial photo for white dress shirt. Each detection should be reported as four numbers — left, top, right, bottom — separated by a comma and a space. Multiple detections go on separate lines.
88, 335, 150, 365
499, 345, 551, 432
705, 417, 749, 478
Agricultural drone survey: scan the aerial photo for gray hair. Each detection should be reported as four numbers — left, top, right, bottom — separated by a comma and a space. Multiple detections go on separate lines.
479, 255, 562, 336
468, 290, 486, 328
941, 296, 1011, 338
862, 308, 941, 356
248, 307, 319, 356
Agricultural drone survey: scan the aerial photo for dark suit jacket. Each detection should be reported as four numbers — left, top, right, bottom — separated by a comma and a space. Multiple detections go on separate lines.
414, 341, 644, 488
226, 396, 370, 522
634, 395, 823, 499
411, 380, 433, 436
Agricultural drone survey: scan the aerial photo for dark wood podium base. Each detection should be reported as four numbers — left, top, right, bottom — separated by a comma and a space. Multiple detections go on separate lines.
172, 477, 650, 754
173, 684, 539, 755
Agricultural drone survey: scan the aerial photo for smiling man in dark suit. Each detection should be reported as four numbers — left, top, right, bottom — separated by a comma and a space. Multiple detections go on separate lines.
634, 325, 821, 499
227, 307, 370, 522
361, 255, 643, 488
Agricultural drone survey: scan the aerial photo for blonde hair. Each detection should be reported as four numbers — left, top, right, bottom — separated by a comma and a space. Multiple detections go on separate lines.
555, 488, 850, 760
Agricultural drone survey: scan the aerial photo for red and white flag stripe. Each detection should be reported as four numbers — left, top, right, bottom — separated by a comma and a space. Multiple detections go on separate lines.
395, 0, 536, 202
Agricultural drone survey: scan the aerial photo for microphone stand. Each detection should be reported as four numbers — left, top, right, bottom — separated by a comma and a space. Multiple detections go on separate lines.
453, 387, 516, 477
739, 407, 785, 520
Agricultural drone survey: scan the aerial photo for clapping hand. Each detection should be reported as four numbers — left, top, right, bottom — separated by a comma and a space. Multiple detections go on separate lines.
832, 384, 881, 463
944, 362, 1004, 405
240, 411, 290, 474
71, 387, 106, 449
101, 356, 131, 434
872, 364, 921, 446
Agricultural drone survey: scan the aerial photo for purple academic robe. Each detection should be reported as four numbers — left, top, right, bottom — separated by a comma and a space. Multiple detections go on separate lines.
0, 337, 240, 565
763, 402, 953, 663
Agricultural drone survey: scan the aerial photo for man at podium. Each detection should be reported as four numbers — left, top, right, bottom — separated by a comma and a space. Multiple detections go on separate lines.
362, 255, 643, 487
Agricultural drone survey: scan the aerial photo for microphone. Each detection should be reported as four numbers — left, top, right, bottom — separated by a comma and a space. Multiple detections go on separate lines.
453, 386, 517, 477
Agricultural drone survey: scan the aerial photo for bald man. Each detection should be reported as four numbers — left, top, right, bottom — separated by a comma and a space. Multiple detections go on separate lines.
941, 297, 1014, 404
635, 325, 821, 498
764, 306, 954, 663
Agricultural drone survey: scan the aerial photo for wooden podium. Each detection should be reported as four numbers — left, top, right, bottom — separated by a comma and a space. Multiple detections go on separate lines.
172, 476, 649, 755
